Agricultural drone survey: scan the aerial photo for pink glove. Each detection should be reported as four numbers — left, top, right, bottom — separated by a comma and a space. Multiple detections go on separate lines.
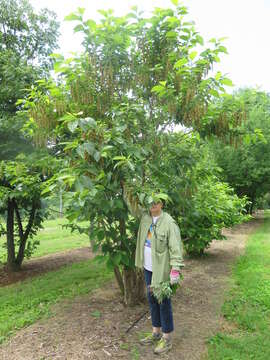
170, 269, 180, 284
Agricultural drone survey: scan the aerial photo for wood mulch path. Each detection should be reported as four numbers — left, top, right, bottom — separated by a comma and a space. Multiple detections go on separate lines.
0, 217, 263, 359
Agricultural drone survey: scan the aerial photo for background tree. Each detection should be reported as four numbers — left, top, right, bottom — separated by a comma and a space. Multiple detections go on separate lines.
23, 3, 247, 305
210, 89, 270, 213
0, 0, 59, 160
0, 0, 60, 271
0, 153, 55, 271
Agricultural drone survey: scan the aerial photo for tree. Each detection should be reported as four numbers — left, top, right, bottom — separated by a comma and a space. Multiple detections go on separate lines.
211, 89, 270, 213
0, 153, 54, 271
0, 0, 59, 160
0, 0, 60, 270
23, 3, 245, 305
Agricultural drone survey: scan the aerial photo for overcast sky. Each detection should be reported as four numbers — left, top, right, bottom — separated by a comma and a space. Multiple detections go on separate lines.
31, 0, 270, 92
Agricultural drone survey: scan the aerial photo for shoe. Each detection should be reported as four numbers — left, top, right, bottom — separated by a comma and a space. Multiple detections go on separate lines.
139, 332, 162, 345
154, 337, 172, 354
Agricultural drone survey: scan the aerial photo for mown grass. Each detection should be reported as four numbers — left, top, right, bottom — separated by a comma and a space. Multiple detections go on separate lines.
0, 259, 113, 344
207, 214, 270, 360
0, 218, 89, 262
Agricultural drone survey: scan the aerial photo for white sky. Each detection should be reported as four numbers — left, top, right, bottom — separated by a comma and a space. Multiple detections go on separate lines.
31, 0, 270, 92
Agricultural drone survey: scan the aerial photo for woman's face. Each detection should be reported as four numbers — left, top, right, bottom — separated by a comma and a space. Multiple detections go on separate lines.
149, 202, 163, 216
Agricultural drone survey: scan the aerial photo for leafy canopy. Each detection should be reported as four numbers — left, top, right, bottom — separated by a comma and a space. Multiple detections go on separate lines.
212, 88, 270, 212
0, 0, 59, 160
21, 4, 246, 271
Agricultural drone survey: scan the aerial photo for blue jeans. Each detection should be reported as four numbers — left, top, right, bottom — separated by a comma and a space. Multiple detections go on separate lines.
144, 268, 174, 333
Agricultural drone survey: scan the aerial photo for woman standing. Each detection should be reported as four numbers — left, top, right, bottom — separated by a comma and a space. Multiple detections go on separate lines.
123, 186, 184, 355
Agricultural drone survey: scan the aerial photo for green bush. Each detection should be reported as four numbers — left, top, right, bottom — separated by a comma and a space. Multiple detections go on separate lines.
180, 177, 249, 255
158, 133, 249, 256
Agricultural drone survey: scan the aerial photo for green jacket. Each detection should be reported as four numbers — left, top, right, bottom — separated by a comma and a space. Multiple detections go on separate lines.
124, 187, 184, 286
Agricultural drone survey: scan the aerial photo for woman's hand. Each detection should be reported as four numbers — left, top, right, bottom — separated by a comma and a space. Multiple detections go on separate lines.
170, 269, 180, 284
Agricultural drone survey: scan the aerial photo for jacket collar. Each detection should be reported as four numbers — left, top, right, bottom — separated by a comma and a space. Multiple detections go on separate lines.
148, 209, 164, 221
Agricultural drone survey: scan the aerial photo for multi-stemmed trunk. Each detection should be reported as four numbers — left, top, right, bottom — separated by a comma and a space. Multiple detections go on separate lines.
6, 198, 36, 272
113, 217, 146, 307
114, 265, 145, 306
122, 267, 145, 306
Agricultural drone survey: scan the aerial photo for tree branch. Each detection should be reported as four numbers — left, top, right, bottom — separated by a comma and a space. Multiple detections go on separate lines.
14, 201, 24, 241
16, 201, 37, 266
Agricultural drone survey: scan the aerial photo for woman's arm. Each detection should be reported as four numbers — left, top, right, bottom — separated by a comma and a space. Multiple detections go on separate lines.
122, 183, 145, 219
167, 220, 184, 271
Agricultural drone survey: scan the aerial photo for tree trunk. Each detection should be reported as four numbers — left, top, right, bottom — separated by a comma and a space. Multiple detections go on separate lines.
89, 219, 95, 252
122, 267, 145, 306
117, 217, 145, 306
114, 266, 124, 295
6, 198, 19, 272
250, 193, 256, 215
15, 202, 36, 268
59, 189, 63, 218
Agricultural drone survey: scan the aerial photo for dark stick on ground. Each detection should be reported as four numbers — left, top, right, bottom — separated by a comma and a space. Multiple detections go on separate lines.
126, 310, 149, 333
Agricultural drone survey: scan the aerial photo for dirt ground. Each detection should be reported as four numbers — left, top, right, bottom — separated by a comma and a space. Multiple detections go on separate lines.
0, 247, 93, 286
0, 217, 263, 360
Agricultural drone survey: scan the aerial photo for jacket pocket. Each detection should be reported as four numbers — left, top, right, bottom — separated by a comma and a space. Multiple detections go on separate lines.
156, 233, 167, 253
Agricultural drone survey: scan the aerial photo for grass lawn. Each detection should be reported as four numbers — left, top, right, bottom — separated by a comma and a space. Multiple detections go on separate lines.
0, 258, 113, 344
207, 214, 270, 360
0, 218, 90, 262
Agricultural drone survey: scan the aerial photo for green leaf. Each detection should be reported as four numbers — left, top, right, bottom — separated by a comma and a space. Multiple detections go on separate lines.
76, 145, 85, 158
209, 89, 219, 97
174, 58, 188, 69
106, 258, 114, 270
97, 230, 105, 241
67, 120, 78, 133
73, 24, 85, 33
221, 78, 234, 86
189, 51, 197, 61
94, 151, 101, 162
120, 253, 130, 266
86, 19, 97, 30
41, 187, 52, 196
113, 156, 126, 161
215, 71, 222, 81
170, 0, 179, 5
126, 160, 135, 171
77, 7, 85, 15
196, 35, 204, 45
151, 85, 165, 93
78, 175, 93, 189
166, 30, 178, 39
79, 117, 97, 131
112, 252, 122, 266
64, 13, 82, 22
218, 45, 228, 54
101, 145, 114, 157
49, 53, 64, 59
84, 142, 95, 156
